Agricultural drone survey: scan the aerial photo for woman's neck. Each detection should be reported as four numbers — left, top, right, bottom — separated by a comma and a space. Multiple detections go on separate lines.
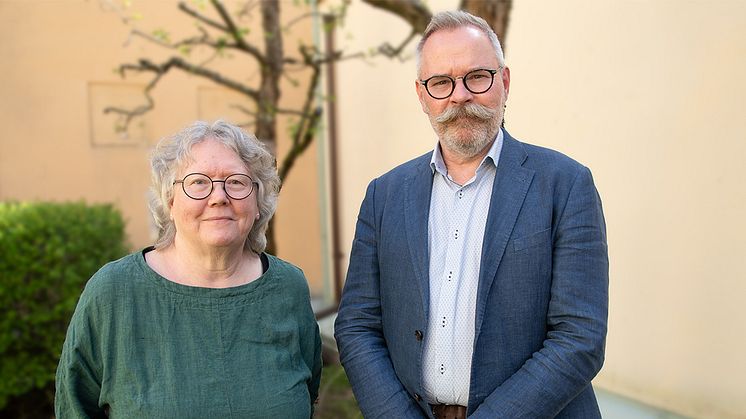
148, 241, 262, 288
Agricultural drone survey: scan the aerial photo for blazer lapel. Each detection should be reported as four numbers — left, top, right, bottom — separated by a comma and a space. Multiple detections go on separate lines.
404, 155, 435, 320
475, 133, 534, 336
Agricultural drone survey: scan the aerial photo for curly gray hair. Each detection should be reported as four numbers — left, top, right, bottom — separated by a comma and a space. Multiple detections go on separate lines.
149, 120, 280, 254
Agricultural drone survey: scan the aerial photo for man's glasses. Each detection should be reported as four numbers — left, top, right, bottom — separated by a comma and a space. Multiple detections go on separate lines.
173, 173, 257, 200
419, 68, 501, 100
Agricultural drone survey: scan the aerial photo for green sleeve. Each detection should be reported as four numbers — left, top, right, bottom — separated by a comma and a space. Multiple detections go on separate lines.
292, 264, 323, 417
55, 289, 107, 419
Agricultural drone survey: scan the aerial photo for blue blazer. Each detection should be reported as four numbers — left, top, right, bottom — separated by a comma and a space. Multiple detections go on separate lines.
335, 131, 609, 418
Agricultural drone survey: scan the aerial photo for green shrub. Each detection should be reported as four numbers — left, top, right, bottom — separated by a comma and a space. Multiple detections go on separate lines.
0, 201, 128, 413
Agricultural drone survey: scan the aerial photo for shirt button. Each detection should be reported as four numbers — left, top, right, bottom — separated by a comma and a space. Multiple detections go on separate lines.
415, 330, 423, 341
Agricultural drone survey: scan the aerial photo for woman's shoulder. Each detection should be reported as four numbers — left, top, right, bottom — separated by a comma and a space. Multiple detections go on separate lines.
265, 254, 302, 275
80, 250, 149, 302
264, 254, 309, 290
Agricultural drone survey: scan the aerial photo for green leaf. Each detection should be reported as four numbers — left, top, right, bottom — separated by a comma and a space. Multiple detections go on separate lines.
191, 0, 208, 9
178, 45, 192, 56
152, 29, 170, 43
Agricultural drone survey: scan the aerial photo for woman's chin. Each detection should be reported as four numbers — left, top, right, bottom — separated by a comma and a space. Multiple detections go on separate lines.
199, 234, 243, 250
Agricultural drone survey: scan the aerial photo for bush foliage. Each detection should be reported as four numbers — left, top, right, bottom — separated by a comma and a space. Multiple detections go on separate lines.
0, 201, 128, 412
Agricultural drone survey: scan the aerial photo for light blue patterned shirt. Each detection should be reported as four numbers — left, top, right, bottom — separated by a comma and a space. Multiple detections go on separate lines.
422, 129, 504, 405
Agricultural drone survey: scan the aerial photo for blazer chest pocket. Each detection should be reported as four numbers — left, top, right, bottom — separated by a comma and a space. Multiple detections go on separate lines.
512, 228, 551, 252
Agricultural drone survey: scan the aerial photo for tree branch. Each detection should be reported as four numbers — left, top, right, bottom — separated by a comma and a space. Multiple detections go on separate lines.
376, 29, 418, 60
278, 46, 323, 181
360, 0, 432, 33
209, 0, 266, 65
178, 1, 229, 33
127, 57, 260, 100
103, 72, 162, 133
129, 27, 212, 50
104, 56, 261, 132
232, 103, 305, 117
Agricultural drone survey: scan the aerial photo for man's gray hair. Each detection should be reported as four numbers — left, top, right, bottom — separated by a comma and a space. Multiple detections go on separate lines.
149, 120, 280, 254
416, 10, 505, 76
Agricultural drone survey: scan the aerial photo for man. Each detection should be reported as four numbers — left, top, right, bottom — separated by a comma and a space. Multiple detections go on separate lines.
335, 10, 608, 419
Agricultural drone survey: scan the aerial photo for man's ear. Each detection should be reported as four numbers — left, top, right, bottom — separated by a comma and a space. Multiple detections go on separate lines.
501, 66, 511, 97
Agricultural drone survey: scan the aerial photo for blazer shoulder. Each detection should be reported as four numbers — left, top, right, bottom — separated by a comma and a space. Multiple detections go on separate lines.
506, 133, 588, 177
375, 151, 432, 185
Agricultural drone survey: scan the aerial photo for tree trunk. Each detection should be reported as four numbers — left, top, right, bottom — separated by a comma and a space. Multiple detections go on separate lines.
256, 0, 283, 148
259, 0, 283, 255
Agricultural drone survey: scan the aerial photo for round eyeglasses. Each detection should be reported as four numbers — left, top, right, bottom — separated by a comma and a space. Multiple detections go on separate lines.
419, 68, 501, 100
173, 173, 257, 200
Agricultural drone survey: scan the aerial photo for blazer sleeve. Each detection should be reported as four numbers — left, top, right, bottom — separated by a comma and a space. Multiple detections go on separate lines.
471, 166, 609, 418
334, 179, 426, 419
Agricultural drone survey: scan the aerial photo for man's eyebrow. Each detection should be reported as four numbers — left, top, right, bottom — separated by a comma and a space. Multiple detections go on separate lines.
422, 68, 490, 78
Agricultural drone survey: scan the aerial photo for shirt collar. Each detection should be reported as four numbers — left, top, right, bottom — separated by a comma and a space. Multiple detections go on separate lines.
430, 128, 504, 176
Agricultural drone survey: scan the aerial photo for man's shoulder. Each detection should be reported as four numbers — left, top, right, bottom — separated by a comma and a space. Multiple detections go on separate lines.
506, 132, 587, 174
375, 151, 432, 184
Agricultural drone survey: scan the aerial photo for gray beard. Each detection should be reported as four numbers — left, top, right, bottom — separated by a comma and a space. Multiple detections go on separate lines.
431, 103, 503, 159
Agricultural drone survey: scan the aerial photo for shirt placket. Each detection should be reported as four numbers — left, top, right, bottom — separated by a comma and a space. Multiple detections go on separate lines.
433, 183, 468, 392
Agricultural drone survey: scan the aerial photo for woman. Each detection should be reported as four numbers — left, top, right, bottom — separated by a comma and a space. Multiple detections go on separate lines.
56, 121, 321, 418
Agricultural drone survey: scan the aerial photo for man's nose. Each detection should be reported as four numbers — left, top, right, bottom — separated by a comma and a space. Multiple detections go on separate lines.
450, 78, 473, 104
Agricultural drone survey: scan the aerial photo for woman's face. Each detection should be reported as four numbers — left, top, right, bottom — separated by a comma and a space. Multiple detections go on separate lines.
170, 138, 259, 252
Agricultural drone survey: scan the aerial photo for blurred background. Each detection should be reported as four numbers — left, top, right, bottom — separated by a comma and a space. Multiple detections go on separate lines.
1, 0, 744, 418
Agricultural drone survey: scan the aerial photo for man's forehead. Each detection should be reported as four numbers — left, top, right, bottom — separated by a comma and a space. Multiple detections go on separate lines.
422, 26, 488, 50
419, 26, 498, 74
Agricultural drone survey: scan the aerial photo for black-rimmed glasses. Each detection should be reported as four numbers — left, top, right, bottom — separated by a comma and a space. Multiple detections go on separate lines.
173, 173, 257, 200
419, 68, 501, 100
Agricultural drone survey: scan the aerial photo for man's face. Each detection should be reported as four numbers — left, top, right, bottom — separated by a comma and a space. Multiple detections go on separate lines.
416, 26, 510, 159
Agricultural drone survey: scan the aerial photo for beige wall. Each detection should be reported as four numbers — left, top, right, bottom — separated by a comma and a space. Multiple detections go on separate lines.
334, 1, 746, 418
0, 1, 326, 293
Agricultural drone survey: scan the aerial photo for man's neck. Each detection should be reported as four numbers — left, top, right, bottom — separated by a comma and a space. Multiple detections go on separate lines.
440, 141, 493, 185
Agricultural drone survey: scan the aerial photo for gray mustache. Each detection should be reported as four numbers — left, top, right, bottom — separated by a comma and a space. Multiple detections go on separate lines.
435, 103, 497, 124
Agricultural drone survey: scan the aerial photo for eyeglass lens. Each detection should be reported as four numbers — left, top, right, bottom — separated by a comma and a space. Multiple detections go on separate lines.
425, 69, 495, 99
181, 173, 254, 200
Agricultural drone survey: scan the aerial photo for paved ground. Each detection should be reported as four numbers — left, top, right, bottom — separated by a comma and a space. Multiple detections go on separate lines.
596, 388, 690, 419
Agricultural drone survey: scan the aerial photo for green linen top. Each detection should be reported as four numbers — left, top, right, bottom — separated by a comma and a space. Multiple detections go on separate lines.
55, 249, 322, 419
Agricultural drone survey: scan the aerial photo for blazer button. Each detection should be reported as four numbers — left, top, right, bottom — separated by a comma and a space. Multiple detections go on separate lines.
414, 393, 422, 401
414, 330, 423, 341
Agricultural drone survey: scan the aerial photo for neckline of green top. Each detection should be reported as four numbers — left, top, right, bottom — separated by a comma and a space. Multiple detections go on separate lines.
135, 247, 275, 300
